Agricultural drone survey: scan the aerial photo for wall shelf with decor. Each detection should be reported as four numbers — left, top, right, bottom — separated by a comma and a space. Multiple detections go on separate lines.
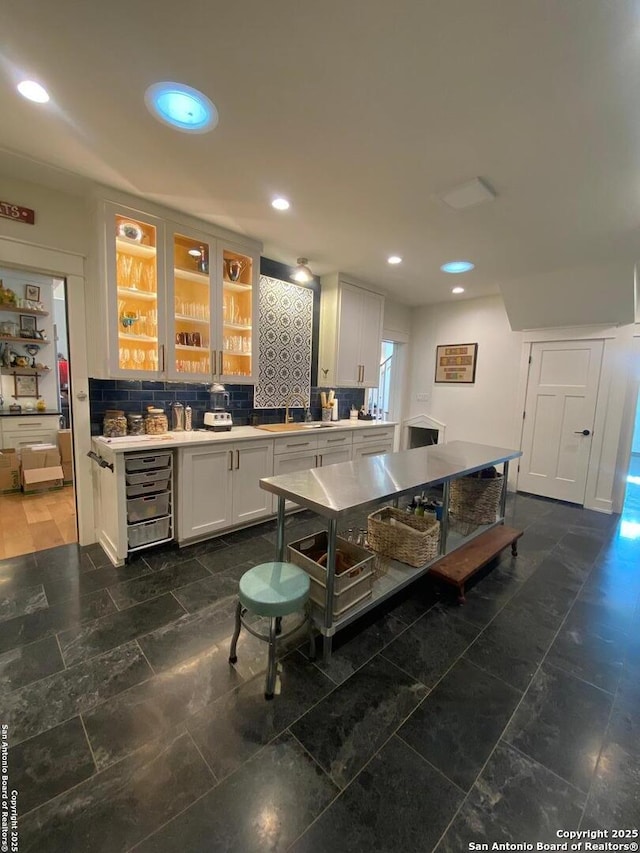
0, 336, 50, 345
0, 305, 49, 317
1, 367, 50, 376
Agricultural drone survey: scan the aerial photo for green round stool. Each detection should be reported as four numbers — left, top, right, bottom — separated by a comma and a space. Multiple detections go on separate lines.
228, 562, 316, 699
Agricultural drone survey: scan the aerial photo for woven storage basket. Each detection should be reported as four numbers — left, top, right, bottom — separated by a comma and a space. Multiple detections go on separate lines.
449, 474, 503, 526
367, 507, 440, 568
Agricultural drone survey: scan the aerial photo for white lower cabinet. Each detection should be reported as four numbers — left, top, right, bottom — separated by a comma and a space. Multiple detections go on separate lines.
352, 426, 395, 460
1, 415, 61, 451
177, 439, 273, 542
317, 447, 352, 467
353, 441, 394, 460
273, 448, 320, 511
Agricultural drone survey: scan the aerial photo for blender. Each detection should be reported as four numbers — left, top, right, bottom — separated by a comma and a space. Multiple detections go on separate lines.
204, 383, 233, 431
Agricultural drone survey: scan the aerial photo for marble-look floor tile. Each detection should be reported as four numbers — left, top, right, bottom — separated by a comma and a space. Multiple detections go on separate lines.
0, 583, 48, 623
10, 717, 95, 814
382, 606, 479, 688
188, 651, 334, 780
139, 543, 202, 572
81, 542, 112, 569
465, 598, 559, 690
108, 558, 210, 608
83, 643, 243, 769
3, 640, 153, 745
20, 731, 214, 853
569, 580, 639, 634
385, 579, 441, 626
291, 655, 428, 788
504, 663, 613, 792
310, 612, 407, 685
510, 561, 580, 624
36, 543, 95, 574
42, 559, 153, 605
438, 569, 519, 628
197, 536, 275, 574
292, 735, 464, 853
135, 732, 337, 853
137, 595, 240, 671
546, 619, 626, 694
437, 741, 585, 851
582, 742, 640, 830
399, 657, 521, 791
554, 530, 603, 571
0, 635, 64, 693
171, 566, 242, 614
57, 593, 185, 666
0, 589, 116, 654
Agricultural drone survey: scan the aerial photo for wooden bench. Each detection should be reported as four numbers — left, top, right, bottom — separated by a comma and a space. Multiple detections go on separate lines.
429, 524, 523, 604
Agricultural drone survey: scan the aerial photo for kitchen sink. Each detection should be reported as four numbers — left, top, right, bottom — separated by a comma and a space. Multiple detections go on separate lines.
255, 422, 335, 432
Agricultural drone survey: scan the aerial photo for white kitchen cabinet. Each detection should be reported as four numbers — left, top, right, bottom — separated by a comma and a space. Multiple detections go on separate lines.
1, 414, 61, 450
273, 447, 320, 511
102, 201, 259, 383
177, 439, 273, 542
352, 425, 395, 460
317, 447, 352, 467
319, 273, 385, 387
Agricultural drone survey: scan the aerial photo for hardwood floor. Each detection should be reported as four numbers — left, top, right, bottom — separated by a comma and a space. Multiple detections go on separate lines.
0, 485, 76, 557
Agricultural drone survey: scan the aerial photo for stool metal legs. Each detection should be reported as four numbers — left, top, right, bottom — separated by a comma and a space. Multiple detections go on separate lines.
228, 600, 242, 664
228, 601, 315, 700
265, 617, 278, 700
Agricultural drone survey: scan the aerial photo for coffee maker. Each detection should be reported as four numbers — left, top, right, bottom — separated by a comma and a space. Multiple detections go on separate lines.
204, 383, 233, 431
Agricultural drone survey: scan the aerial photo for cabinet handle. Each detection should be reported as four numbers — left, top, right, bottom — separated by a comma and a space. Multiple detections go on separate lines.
361, 365, 365, 383
160, 345, 165, 373
212, 350, 217, 376
318, 454, 323, 466
327, 437, 345, 443
287, 441, 310, 448
235, 449, 240, 470
314, 454, 319, 467
219, 351, 223, 375
228, 450, 233, 471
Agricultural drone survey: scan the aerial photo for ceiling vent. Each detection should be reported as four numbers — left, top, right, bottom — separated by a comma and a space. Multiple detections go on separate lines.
437, 177, 496, 210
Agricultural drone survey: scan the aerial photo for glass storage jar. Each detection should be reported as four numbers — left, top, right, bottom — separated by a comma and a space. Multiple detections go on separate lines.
127, 413, 145, 436
144, 408, 168, 435
103, 410, 127, 438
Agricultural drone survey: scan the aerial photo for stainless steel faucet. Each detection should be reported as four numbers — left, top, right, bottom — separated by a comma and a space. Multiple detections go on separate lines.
284, 394, 308, 423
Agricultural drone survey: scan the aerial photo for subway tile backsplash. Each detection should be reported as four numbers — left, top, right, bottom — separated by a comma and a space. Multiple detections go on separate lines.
89, 379, 365, 435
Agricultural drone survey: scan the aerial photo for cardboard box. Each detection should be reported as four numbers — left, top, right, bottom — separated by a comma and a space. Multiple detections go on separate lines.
0, 449, 20, 493
58, 429, 72, 462
62, 461, 73, 484
21, 447, 64, 493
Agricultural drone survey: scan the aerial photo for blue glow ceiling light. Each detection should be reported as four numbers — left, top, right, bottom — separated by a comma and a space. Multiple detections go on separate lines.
440, 260, 475, 274
145, 82, 218, 132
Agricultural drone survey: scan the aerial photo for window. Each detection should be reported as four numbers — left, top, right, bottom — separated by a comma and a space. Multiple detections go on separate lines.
367, 340, 396, 419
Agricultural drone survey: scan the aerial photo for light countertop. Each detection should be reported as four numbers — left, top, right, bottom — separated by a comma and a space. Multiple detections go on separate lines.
92, 420, 397, 453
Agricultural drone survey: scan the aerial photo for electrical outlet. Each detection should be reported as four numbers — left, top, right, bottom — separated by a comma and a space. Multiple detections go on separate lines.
416, 392, 430, 402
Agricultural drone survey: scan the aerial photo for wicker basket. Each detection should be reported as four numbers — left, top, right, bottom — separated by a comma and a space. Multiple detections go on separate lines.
449, 474, 503, 527
367, 507, 440, 568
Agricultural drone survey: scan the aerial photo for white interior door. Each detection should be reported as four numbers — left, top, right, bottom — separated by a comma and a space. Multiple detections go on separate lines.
518, 339, 603, 503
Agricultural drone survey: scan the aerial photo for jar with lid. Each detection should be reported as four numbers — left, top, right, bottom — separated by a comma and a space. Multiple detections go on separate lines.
144, 408, 168, 435
127, 413, 145, 436
103, 409, 127, 438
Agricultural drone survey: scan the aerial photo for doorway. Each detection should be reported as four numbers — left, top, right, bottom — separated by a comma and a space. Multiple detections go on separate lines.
367, 340, 404, 421
518, 339, 604, 504
0, 266, 76, 557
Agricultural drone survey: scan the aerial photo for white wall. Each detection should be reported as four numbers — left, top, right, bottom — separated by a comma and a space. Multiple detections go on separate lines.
407, 296, 522, 447
383, 298, 411, 343
407, 294, 637, 512
632, 393, 640, 455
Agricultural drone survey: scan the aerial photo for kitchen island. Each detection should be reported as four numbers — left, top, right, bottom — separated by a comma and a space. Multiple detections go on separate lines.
259, 440, 523, 661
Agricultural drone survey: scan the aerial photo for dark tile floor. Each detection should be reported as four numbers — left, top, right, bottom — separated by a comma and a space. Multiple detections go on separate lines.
1, 488, 638, 852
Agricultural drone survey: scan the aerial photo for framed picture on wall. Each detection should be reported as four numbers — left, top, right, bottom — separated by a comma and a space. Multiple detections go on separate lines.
19, 315, 37, 334
14, 373, 39, 398
24, 284, 40, 301
434, 342, 478, 384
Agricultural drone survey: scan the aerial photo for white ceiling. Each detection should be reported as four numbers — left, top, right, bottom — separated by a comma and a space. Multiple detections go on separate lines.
1, 0, 640, 311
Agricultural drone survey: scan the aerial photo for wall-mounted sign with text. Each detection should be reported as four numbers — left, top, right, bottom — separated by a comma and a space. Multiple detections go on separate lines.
0, 200, 35, 225
434, 342, 478, 384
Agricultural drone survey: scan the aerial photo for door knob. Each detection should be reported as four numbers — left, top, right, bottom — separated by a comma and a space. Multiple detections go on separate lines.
574, 429, 591, 436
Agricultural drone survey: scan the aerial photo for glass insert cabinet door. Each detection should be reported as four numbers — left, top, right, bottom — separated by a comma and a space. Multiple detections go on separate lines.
169, 232, 212, 380
112, 211, 163, 376
220, 247, 253, 381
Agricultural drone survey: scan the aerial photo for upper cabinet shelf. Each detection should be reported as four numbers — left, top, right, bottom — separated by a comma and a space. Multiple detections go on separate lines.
116, 237, 156, 258
174, 268, 209, 284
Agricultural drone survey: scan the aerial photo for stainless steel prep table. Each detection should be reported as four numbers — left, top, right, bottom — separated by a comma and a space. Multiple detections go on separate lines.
260, 440, 522, 661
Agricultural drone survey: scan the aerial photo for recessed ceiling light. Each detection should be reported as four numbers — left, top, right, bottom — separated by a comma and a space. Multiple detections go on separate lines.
441, 261, 475, 274
272, 197, 290, 211
387, 256, 402, 265
452, 287, 465, 294
145, 82, 218, 133
17, 80, 50, 103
